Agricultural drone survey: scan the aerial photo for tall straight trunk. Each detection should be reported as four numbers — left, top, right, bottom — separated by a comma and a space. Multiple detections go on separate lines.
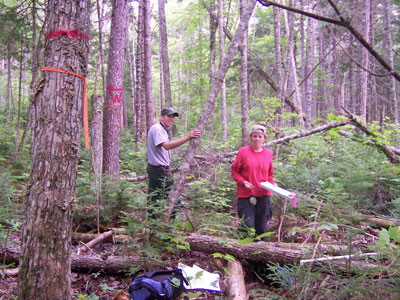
383, 0, 398, 124
158, 0, 172, 107
369, 1, 377, 122
135, 0, 145, 146
208, 0, 217, 136
317, 30, 327, 119
240, 0, 249, 146
0, 59, 3, 109
177, 27, 184, 118
273, 6, 283, 129
144, 0, 156, 131
127, 7, 137, 130
219, 0, 227, 142
91, 93, 103, 234
15, 40, 25, 153
299, 2, 306, 112
283, 1, 304, 128
360, 0, 370, 122
162, 0, 257, 224
18, 0, 45, 153
96, 0, 106, 98
331, 35, 339, 113
6, 44, 12, 124
305, 16, 316, 128
103, 0, 128, 176
18, 1, 90, 299
348, 34, 355, 114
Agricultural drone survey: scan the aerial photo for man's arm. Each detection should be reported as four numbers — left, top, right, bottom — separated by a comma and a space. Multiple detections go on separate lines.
162, 129, 201, 150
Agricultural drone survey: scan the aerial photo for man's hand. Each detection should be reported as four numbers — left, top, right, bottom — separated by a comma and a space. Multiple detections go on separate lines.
243, 181, 254, 190
189, 129, 201, 139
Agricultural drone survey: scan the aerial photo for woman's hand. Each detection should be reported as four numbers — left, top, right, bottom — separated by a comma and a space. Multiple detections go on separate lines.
243, 181, 254, 190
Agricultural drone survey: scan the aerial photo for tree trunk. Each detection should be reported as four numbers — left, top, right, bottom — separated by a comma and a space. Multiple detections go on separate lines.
240, 0, 249, 147
305, 16, 316, 129
144, 0, 156, 132
103, 0, 128, 176
96, 0, 107, 98
218, 0, 227, 142
18, 1, 90, 299
383, 0, 398, 124
158, 0, 172, 108
208, 0, 217, 136
360, 0, 370, 122
135, 0, 145, 146
162, 0, 257, 224
91, 94, 103, 234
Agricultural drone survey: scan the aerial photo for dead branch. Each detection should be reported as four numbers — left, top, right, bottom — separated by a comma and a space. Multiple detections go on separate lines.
338, 130, 400, 156
341, 107, 399, 164
76, 230, 114, 255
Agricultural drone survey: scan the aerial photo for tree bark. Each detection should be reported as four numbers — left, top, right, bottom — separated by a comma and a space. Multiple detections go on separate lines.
144, 0, 157, 132
226, 260, 248, 300
383, 0, 398, 124
162, 0, 258, 225
90, 94, 103, 233
239, 0, 249, 146
18, 1, 90, 299
2, 246, 163, 275
158, 0, 172, 107
103, 0, 128, 176
218, 0, 227, 142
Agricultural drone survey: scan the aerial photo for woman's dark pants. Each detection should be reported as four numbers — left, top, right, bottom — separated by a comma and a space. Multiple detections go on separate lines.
237, 195, 272, 236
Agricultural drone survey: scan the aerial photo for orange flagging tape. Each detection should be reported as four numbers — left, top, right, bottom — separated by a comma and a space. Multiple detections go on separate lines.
104, 103, 124, 129
42, 67, 90, 149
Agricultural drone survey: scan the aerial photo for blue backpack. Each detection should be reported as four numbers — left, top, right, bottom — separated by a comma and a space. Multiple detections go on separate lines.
128, 269, 188, 300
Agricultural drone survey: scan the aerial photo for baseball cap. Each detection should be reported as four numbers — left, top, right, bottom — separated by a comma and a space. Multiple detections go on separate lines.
250, 124, 267, 137
161, 107, 179, 117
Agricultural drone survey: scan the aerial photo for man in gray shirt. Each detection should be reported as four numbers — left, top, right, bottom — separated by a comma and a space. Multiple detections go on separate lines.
147, 107, 201, 219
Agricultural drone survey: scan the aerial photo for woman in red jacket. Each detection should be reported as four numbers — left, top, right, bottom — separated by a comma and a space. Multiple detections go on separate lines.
231, 124, 276, 237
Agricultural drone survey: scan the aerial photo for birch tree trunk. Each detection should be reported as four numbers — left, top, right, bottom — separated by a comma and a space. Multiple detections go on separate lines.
158, 0, 172, 107
240, 0, 249, 146
162, 0, 257, 224
103, 0, 128, 176
18, 1, 90, 298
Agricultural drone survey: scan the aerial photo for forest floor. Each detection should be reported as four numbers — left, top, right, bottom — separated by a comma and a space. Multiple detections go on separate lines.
0, 212, 387, 300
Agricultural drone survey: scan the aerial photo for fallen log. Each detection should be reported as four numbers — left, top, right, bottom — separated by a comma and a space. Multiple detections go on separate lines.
0, 245, 164, 274
226, 259, 248, 300
186, 234, 304, 265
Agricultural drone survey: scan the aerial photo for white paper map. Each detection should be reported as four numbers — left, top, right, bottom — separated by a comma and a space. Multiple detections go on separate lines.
261, 181, 297, 207
178, 263, 221, 292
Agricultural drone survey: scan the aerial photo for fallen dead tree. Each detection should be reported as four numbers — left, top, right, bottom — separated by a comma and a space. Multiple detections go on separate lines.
185, 234, 348, 265
0, 245, 164, 275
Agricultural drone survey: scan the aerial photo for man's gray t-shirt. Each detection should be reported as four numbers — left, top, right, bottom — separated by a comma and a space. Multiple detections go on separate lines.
147, 123, 171, 166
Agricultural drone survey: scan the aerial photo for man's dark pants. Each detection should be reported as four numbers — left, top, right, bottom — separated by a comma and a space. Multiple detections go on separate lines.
147, 164, 180, 221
